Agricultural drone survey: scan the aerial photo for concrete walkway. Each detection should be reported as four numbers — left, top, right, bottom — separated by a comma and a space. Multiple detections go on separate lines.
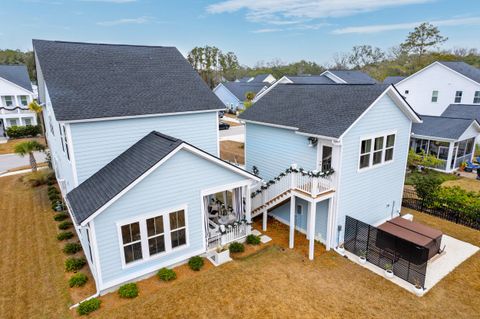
0, 151, 47, 173
219, 125, 244, 142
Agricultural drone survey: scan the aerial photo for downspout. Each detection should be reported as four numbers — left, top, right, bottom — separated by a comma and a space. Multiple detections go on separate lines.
331, 138, 343, 250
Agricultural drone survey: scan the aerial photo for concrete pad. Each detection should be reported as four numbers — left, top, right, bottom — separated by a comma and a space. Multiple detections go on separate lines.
252, 229, 262, 236
260, 235, 272, 243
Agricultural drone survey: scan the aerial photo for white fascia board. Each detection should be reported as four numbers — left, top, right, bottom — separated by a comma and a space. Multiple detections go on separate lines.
320, 71, 347, 84
241, 118, 298, 131
410, 133, 455, 142
0, 77, 34, 95
252, 76, 292, 102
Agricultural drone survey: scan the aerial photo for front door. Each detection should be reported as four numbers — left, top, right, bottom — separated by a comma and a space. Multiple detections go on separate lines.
321, 146, 332, 171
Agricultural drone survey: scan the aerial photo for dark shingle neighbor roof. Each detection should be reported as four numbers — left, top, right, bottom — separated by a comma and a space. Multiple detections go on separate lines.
33, 40, 224, 121
412, 115, 478, 140
0, 65, 32, 91
67, 131, 183, 224
327, 70, 377, 84
250, 74, 273, 83
441, 104, 480, 123
223, 82, 268, 100
287, 75, 335, 84
438, 61, 480, 84
240, 84, 390, 138
383, 76, 406, 84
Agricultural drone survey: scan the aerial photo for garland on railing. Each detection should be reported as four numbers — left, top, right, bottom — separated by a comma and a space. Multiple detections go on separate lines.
250, 166, 335, 198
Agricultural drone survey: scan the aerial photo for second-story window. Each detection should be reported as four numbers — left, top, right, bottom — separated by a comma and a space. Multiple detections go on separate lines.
474, 91, 480, 104
63, 126, 70, 161
48, 116, 54, 136
20, 96, 28, 106
4, 96, 13, 107
359, 133, 395, 170
431, 90, 439, 102
454, 91, 463, 103
58, 124, 65, 152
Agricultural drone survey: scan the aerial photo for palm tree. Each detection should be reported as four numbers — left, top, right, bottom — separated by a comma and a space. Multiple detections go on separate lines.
14, 141, 46, 172
28, 100, 44, 132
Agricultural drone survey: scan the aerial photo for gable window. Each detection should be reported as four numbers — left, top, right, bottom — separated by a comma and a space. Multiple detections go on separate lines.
147, 216, 165, 256
359, 133, 395, 170
474, 91, 480, 104
20, 96, 28, 106
454, 91, 463, 103
431, 90, 438, 102
121, 222, 143, 264
170, 210, 186, 249
4, 96, 13, 107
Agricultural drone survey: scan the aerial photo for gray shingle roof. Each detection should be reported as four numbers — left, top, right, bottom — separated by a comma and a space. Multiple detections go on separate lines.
223, 82, 268, 100
441, 104, 480, 123
66, 131, 183, 224
240, 84, 390, 138
250, 74, 273, 83
438, 61, 480, 84
0, 65, 32, 91
412, 115, 477, 140
328, 70, 377, 84
33, 40, 224, 121
287, 75, 335, 84
383, 76, 406, 84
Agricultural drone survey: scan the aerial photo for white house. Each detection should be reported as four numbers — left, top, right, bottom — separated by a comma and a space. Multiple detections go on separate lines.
0, 65, 36, 136
393, 61, 480, 116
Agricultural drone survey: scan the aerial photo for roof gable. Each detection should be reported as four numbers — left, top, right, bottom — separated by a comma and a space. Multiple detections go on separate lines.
323, 70, 377, 84
223, 82, 268, 100
438, 61, 480, 84
0, 65, 32, 92
33, 40, 224, 121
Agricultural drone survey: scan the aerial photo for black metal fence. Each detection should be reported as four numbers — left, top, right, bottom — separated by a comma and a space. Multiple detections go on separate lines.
402, 189, 480, 230
344, 216, 428, 288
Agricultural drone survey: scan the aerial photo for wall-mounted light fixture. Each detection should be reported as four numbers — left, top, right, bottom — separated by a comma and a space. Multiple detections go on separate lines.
308, 137, 318, 147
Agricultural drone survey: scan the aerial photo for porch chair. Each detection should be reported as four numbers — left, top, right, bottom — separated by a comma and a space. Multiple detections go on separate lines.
466, 161, 480, 171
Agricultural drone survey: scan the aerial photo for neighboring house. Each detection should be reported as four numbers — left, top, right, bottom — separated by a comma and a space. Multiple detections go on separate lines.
0, 65, 36, 135
320, 70, 377, 84
34, 39, 261, 293
383, 76, 406, 85
240, 83, 421, 259
393, 61, 480, 116
410, 115, 480, 172
213, 81, 269, 110
235, 73, 276, 84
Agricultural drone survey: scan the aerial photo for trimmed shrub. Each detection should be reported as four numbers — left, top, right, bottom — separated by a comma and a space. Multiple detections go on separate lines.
118, 283, 139, 298
48, 193, 60, 202
69, 273, 88, 287
5, 125, 41, 138
54, 213, 68, 221
188, 256, 204, 271
58, 221, 72, 230
246, 234, 261, 245
63, 242, 82, 255
65, 257, 86, 272
51, 201, 64, 211
48, 187, 59, 196
77, 298, 101, 316
229, 242, 245, 253
57, 231, 74, 241
22, 171, 50, 187
157, 268, 176, 281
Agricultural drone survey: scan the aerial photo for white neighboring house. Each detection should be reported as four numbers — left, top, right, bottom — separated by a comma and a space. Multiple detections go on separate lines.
393, 61, 480, 116
0, 65, 37, 136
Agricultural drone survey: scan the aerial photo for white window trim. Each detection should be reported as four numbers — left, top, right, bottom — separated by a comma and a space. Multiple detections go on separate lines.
454, 91, 463, 103
431, 90, 438, 103
474, 91, 480, 104
116, 204, 189, 269
357, 130, 397, 173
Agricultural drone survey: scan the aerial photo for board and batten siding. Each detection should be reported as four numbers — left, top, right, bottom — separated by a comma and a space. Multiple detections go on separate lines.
92, 149, 249, 289
337, 94, 411, 238
245, 123, 317, 180
269, 197, 330, 243
70, 111, 218, 184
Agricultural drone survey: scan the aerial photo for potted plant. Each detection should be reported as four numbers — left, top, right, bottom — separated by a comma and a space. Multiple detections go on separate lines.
337, 243, 345, 255
412, 278, 424, 296
459, 161, 467, 171
212, 244, 230, 265
384, 263, 394, 278
358, 250, 367, 264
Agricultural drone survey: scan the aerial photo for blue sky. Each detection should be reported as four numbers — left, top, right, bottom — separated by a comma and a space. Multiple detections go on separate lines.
1, 0, 480, 66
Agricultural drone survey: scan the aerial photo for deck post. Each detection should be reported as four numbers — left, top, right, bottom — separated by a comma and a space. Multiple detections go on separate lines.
289, 195, 296, 249
308, 201, 317, 260
325, 198, 334, 251
262, 209, 267, 231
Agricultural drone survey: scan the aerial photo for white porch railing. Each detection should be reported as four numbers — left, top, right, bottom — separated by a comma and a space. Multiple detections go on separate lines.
208, 222, 249, 249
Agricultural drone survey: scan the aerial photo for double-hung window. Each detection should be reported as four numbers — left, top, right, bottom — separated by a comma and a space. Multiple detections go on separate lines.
20, 96, 28, 106
359, 133, 395, 170
431, 90, 438, 102
474, 91, 480, 104
454, 91, 463, 103
121, 222, 143, 264
147, 216, 165, 256
170, 210, 187, 249
4, 96, 13, 107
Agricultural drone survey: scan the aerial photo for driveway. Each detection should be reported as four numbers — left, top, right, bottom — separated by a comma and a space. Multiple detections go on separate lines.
0, 151, 47, 173
219, 125, 244, 142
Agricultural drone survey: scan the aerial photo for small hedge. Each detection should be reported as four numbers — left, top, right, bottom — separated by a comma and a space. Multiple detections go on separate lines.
229, 242, 245, 253
51, 201, 64, 211
6, 125, 41, 138
65, 257, 86, 272
77, 298, 101, 316
157, 268, 176, 281
54, 213, 69, 221
118, 283, 139, 298
69, 273, 88, 287
48, 188, 59, 196
246, 234, 261, 245
63, 242, 82, 255
48, 193, 60, 202
188, 256, 204, 271
57, 231, 74, 241
58, 221, 72, 230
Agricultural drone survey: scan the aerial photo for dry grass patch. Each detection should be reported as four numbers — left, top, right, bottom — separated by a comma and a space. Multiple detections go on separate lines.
443, 177, 480, 192
0, 137, 46, 155
220, 141, 244, 165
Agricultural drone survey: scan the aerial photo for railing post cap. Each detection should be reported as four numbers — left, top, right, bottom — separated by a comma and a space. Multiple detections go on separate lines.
291, 164, 297, 169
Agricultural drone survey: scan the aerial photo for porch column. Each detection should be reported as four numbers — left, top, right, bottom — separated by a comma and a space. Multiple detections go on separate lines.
289, 195, 296, 249
325, 198, 334, 251
262, 210, 267, 231
308, 201, 317, 260
245, 185, 252, 235
446, 141, 455, 172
